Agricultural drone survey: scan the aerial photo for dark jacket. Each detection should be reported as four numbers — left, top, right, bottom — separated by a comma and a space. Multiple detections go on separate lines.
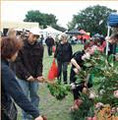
45, 37, 55, 47
1, 59, 40, 119
54, 42, 72, 62
15, 40, 44, 80
108, 43, 117, 55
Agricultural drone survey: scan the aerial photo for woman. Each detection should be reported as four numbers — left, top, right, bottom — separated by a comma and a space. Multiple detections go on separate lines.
70, 43, 94, 111
1, 37, 45, 120
54, 33, 72, 84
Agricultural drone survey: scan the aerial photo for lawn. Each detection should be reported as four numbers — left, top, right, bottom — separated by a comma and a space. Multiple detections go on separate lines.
17, 44, 84, 120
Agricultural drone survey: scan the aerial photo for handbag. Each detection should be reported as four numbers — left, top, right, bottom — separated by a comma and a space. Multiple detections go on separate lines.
2, 101, 17, 120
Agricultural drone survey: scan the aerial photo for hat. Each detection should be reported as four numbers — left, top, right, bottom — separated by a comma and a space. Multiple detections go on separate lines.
30, 29, 40, 36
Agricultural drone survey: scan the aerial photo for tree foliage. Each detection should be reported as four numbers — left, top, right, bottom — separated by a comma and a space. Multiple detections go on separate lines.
24, 10, 58, 28
67, 5, 116, 36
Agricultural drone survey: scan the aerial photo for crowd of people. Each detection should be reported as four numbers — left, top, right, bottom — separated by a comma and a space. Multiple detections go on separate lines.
1, 28, 118, 120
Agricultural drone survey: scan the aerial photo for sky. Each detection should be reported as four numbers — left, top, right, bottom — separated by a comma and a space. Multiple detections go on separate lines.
1, 1, 118, 28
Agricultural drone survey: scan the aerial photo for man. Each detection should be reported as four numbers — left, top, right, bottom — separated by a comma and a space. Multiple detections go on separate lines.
54, 33, 72, 84
45, 35, 55, 56
15, 29, 44, 120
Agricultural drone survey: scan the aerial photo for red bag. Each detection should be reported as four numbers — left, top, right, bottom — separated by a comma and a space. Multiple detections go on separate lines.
48, 59, 58, 81
52, 46, 56, 53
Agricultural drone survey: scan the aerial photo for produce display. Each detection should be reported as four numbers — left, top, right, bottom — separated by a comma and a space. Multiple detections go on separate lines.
46, 51, 118, 119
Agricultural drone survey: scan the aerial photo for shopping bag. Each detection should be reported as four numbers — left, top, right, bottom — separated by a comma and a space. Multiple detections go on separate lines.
52, 46, 56, 53
48, 59, 58, 81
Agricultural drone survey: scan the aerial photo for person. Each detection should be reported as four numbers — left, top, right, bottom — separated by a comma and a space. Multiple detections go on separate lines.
54, 33, 72, 84
108, 34, 118, 58
14, 29, 44, 120
7, 28, 17, 39
45, 35, 55, 56
97, 36, 106, 53
40, 34, 44, 45
70, 43, 94, 111
1, 37, 45, 120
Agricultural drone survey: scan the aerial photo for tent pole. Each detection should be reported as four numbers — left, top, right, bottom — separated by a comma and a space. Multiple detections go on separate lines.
106, 26, 110, 55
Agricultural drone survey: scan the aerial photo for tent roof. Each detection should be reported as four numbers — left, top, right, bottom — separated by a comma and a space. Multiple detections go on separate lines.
108, 13, 118, 27
66, 29, 83, 35
79, 29, 87, 34
43, 26, 62, 34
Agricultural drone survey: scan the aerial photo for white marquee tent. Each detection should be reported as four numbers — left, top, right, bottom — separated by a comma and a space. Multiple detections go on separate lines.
42, 26, 62, 38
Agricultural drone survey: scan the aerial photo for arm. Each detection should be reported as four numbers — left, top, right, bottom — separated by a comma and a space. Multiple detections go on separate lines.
69, 44, 73, 61
16, 50, 31, 80
2, 66, 40, 118
54, 45, 58, 58
71, 58, 81, 70
36, 45, 44, 76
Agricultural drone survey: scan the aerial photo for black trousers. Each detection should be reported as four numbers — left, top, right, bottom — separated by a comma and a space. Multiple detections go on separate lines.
72, 83, 85, 100
70, 68, 86, 100
70, 68, 93, 100
57, 61, 68, 84
47, 46, 52, 56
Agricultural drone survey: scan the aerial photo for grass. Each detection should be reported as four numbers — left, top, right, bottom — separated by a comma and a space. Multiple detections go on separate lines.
17, 44, 84, 120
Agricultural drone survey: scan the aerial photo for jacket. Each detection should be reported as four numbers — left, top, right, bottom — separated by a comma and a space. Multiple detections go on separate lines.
1, 59, 40, 119
54, 42, 72, 62
45, 37, 55, 47
15, 40, 44, 80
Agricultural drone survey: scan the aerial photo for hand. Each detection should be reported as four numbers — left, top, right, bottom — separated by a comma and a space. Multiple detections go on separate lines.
35, 115, 43, 120
82, 53, 90, 60
70, 83, 76, 90
73, 68, 79, 74
27, 76, 35, 81
37, 76, 45, 83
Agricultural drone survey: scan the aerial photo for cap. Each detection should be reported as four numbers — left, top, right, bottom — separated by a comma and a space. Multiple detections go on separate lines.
30, 29, 40, 36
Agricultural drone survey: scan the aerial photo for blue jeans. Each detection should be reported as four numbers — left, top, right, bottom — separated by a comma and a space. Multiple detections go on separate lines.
17, 79, 40, 120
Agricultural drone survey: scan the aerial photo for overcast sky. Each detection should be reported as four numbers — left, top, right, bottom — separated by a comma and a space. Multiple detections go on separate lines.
1, 1, 118, 28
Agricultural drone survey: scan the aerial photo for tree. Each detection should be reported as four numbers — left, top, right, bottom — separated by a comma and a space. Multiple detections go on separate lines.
52, 24, 67, 32
67, 5, 116, 36
24, 10, 58, 28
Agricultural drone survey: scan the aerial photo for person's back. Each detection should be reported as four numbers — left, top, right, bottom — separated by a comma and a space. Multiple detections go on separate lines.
45, 36, 54, 56
45, 37, 54, 46
1, 59, 17, 120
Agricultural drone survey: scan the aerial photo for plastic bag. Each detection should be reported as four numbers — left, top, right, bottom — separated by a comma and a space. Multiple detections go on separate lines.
52, 46, 56, 53
48, 59, 58, 81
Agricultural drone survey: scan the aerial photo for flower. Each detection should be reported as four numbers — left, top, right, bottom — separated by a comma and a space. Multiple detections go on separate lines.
95, 102, 104, 109
114, 90, 118, 98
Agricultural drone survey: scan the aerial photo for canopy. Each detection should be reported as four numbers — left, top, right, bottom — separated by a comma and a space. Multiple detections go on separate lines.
79, 29, 87, 34
30, 27, 43, 33
107, 13, 118, 27
106, 13, 118, 55
43, 26, 62, 34
66, 29, 83, 35
77, 30, 90, 40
